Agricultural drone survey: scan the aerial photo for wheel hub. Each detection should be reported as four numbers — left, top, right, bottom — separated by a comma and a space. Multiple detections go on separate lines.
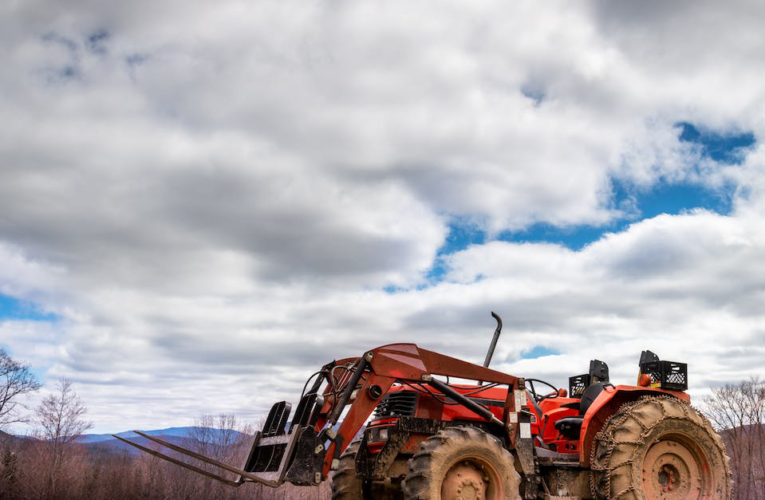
442, 461, 489, 500
642, 440, 702, 498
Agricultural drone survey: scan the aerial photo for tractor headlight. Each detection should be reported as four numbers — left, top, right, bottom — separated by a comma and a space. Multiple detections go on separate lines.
379, 428, 389, 441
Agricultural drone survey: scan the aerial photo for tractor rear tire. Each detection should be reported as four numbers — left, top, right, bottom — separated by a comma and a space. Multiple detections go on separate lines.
590, 395, 731, 499
402, 426, 521, 500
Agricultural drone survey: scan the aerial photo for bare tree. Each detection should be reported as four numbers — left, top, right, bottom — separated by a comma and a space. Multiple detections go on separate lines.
180, 414, 255, 500
35, 378, 94, 499
186, 414, 253, 464
704, 377, 765, 500
0, 448, 20, 500
0, 348, 41, 430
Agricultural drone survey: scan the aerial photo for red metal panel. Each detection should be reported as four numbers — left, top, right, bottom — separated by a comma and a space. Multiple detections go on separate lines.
369, 344, 519, 386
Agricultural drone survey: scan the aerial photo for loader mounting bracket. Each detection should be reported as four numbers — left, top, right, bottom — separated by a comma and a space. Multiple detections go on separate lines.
284, 426, 326, 485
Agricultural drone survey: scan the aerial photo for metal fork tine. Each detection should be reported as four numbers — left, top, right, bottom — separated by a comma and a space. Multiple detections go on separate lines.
130, 431, 279, 488
111, 435, 242, 488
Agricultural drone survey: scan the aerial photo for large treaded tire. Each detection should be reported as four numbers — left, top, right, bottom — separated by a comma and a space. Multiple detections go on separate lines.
330, 440, 402, 500
402, 426, 521, 500
590, 395, 731, 499
330, 440, 364, 500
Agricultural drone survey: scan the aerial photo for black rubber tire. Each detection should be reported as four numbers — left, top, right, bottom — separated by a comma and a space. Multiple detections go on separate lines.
330, 440, 365, 500
402, 426, 521, 500
590, 395, 732, 499
330, 440, 404, 500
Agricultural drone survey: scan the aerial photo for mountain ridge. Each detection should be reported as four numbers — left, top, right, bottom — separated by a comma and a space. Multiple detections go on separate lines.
1, 426, 248, 457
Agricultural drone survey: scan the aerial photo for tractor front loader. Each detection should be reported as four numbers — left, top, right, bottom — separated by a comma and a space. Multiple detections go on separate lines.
117, 314, 731, 499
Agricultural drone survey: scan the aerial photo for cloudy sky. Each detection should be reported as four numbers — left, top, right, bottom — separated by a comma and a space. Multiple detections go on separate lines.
2, 0, 765, 434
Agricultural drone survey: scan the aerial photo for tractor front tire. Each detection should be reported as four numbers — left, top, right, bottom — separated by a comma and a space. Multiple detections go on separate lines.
590, 395, 731, 499
402, 426, 521, 500
331, 440, 365, 499
330, 440, 403, 500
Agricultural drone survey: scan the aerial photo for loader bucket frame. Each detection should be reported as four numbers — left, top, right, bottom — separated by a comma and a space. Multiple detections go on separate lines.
116, 343, 528, 488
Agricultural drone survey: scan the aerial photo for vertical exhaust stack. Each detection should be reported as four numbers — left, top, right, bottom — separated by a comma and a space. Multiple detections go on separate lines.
483, 311, 503, 368
478, 312, 503, 385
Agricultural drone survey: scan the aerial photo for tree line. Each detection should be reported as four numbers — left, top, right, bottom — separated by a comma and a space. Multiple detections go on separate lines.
0, 406, 329, 500
0, 348, 330, 500
704, 377, 765, 500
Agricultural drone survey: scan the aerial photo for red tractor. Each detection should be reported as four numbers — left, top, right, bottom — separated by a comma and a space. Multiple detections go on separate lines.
117, 314, 731, 499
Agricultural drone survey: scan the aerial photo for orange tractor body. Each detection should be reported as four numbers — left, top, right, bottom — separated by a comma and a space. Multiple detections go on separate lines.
117, 318, 730, 499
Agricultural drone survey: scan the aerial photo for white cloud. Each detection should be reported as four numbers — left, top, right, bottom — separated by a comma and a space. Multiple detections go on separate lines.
1, 0, 765, 432
0, 242, 64, 306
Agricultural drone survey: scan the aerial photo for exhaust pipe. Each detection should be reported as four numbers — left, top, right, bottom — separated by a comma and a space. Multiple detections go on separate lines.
483, 311, 503, 368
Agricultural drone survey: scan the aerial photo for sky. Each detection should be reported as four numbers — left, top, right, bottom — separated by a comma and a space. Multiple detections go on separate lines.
2, 0, 765, 434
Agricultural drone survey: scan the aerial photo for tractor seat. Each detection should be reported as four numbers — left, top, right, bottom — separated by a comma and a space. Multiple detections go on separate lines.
553, 383, 606, 440
554, 417, 583, 440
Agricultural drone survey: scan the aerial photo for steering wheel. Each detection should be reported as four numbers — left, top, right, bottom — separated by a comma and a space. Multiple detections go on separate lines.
525, 378, 560, 402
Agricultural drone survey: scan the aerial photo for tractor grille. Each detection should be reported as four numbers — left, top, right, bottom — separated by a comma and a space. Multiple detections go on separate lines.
374, 391, 418, 418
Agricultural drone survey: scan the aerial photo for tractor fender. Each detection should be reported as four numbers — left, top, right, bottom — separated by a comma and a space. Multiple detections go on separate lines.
578, 384, 690, 467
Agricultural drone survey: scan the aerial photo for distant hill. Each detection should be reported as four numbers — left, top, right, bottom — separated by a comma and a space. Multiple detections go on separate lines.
79, 426, 249, 456
79, 426, 219, 444
0, 427, 250, 457
0, 429, 28, 447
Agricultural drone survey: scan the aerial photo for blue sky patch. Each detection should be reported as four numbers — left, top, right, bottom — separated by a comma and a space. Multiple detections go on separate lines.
497, 222, 617, 251
492, 175, 736, 251
497, 179, 734, 250
399, 174, 740, 291
0, 294, 57, 322
614, 179, 735, 219
438, 221, 486, 254
678, 122, 755, 164
424, 220, 486, 282
383, 121, 756, 291
521, 346, 560, 359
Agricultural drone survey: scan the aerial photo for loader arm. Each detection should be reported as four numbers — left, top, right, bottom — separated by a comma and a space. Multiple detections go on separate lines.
116, 343, 525, 488
316, 343, 522, 478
